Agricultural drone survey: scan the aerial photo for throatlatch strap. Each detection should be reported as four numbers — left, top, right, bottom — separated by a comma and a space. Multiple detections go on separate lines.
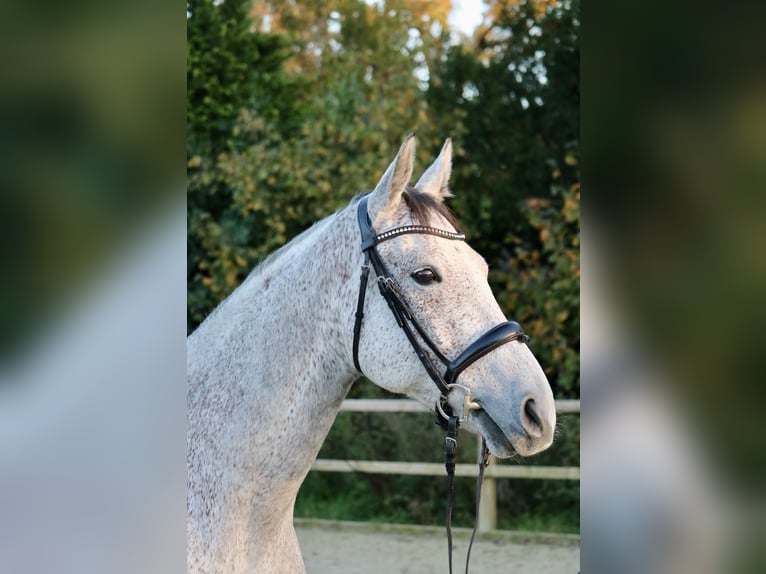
352, 251, 371, 374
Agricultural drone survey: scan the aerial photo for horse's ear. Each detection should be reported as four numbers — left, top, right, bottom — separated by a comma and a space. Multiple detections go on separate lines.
414, 138, 453, 200
368, 134, 416, 223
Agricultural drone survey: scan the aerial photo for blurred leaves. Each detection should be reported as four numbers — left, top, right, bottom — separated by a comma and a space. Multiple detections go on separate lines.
0, 0, 184, 362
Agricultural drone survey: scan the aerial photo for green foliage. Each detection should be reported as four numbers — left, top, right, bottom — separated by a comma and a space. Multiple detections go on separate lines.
495, 183, 580, 398
187, 0, 297, 155
187, 0, 435, 329
187, 0, 307, 328
427, 0, 579, 250
187, 0, 579, 532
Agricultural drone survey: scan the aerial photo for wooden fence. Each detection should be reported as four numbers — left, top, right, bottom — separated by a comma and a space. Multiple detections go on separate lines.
310, 398, 580, 532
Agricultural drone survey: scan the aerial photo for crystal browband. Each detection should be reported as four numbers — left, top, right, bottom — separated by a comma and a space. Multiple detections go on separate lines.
374, 225, 465, 245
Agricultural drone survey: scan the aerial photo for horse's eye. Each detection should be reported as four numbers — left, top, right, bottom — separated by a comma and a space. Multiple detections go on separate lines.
411, 267, 440, 285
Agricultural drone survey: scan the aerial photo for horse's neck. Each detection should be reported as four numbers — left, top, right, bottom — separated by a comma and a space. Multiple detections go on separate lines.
187, 206, 360, 571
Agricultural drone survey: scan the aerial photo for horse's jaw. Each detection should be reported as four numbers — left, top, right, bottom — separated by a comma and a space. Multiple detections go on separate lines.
466, 407, 554, 458
455, 352, 557, 458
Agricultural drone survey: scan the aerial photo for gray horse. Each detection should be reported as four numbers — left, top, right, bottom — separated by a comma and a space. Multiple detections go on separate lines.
187, 135, 556, 573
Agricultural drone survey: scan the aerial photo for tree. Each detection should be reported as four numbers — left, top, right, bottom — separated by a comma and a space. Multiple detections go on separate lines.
188, 0, 441, 331
187, 0, 298, 329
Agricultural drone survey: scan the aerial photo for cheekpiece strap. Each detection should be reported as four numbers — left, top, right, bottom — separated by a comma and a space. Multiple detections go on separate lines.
352, 195, 465, 392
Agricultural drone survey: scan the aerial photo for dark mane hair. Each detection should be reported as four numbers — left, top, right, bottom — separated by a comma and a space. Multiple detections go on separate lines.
402, 187, 462, 232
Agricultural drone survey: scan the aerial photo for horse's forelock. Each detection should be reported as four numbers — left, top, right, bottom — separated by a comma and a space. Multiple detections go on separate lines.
402, 187, 462, 232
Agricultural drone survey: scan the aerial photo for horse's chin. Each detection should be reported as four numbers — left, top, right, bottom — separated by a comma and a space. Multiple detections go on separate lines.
470, 410, 517, 459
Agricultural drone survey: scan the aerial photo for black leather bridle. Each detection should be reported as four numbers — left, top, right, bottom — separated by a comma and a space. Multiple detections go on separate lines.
351, 194, 530, 573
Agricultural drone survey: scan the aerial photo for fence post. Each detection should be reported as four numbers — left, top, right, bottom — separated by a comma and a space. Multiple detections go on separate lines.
477, 435, 497, 532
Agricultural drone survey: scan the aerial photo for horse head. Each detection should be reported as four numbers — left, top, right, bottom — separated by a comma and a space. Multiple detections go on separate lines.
352, 134, 556, 457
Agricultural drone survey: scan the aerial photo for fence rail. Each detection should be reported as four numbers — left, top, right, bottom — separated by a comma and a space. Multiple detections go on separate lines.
310, 398, 580, 531
312, 459, 580, 480
337, 398, 581, 415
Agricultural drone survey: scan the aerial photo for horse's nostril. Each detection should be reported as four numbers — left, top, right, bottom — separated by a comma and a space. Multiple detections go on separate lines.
523, 398, 543, 436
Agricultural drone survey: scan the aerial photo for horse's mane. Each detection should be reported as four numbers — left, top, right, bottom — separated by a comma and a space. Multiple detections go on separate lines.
352, 187, 462, 231
401, 187, 462, 232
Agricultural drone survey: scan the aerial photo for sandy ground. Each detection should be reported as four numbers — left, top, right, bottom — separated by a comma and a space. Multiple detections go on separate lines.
295, 520, 580, 574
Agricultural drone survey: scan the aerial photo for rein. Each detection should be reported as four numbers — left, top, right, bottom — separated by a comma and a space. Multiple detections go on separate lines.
351, 195, 529, 573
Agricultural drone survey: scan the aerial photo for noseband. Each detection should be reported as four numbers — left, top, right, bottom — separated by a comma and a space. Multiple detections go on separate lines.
351, 194, 529, 573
